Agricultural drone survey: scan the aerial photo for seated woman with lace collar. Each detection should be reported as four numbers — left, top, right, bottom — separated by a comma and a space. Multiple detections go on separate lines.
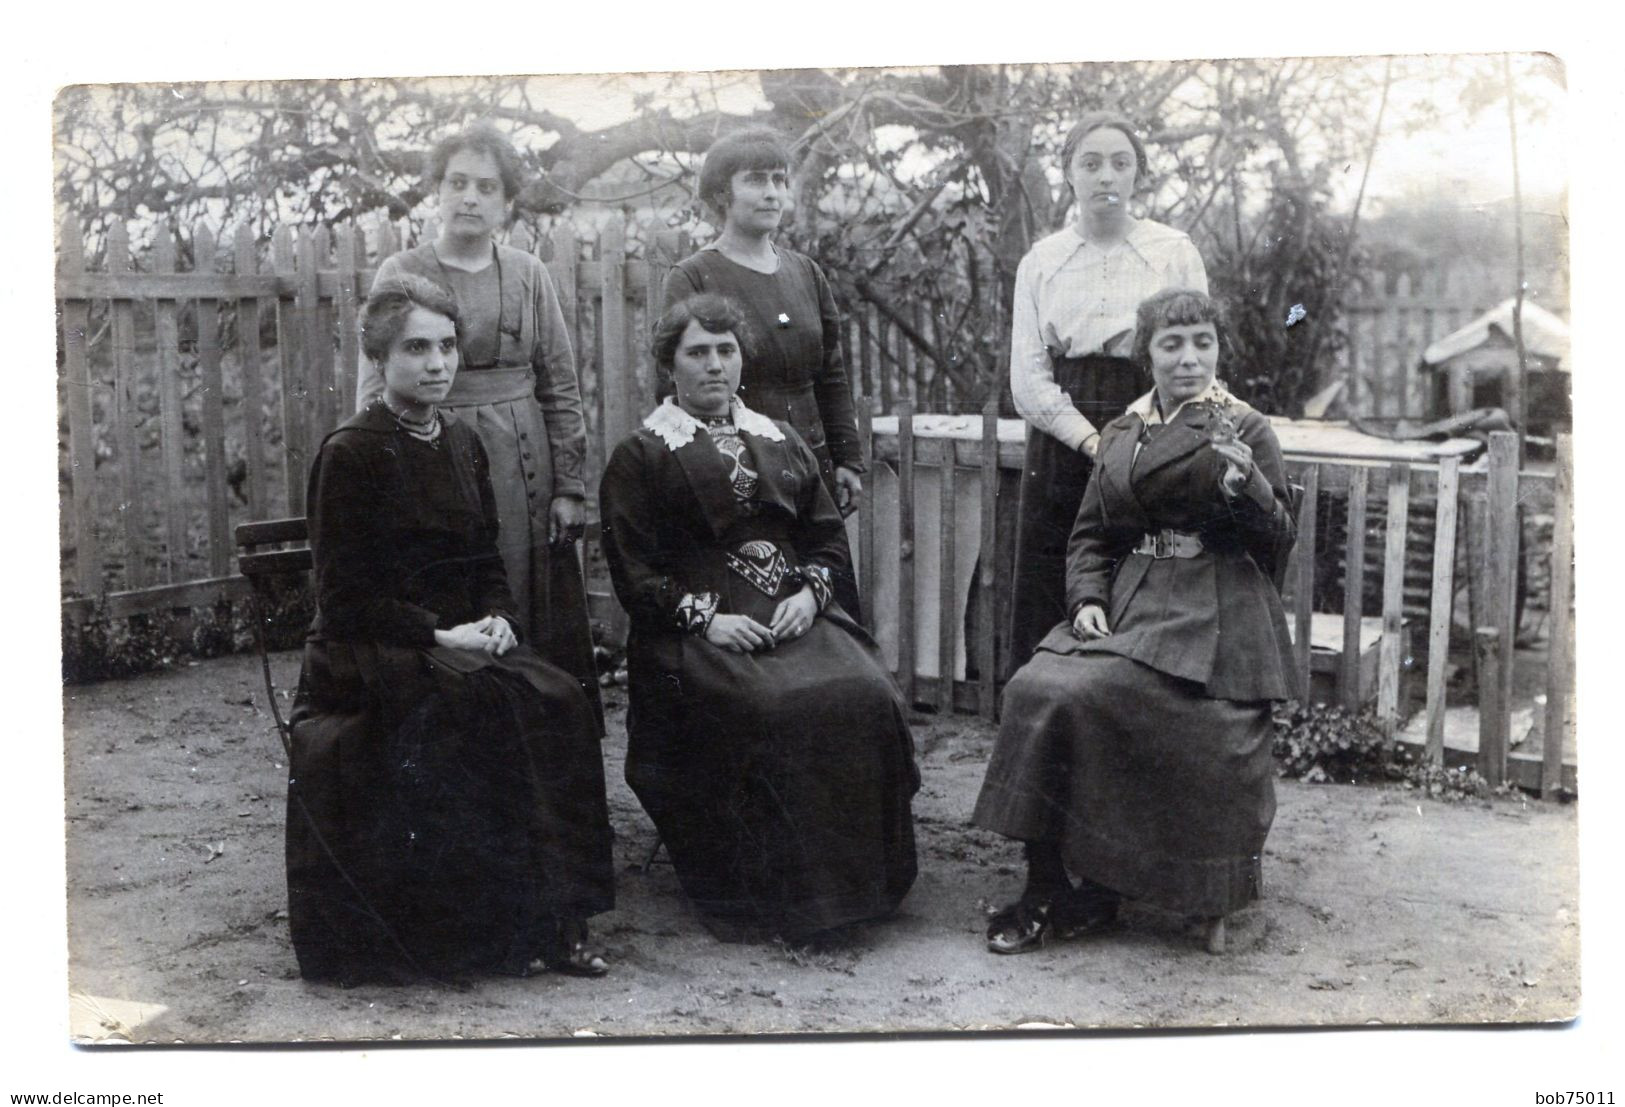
599, 293, 919, 945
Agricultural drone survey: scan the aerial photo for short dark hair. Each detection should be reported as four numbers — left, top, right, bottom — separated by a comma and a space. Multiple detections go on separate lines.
425, 122, 526, 201
1059, 111, 1150, 195
697, 127, 793, 215
1131, 288, 1226, 375
361, 273, 461, 364
651, 293, 752, 372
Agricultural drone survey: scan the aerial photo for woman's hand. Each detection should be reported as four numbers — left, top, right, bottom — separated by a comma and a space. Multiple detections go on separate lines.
769, 586, 818, 643
549, 494, 586, 546
436, 617, 507, 654
1212, 438, 1255, 498
1071, 603, 1111, 640
705, 613, 775, 653
834, 466, 863, 517
480, 615, 517, 656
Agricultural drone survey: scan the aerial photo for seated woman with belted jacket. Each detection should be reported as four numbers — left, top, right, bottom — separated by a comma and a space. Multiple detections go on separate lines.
972, 288, 1298, 956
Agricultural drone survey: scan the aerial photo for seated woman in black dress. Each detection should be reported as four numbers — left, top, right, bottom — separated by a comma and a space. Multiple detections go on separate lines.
600, 293, 919, 943
973, 288, 1297, 955
286, 273, 615, 983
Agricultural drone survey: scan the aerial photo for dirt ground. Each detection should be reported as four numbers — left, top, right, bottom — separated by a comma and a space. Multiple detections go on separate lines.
62, 650, 1579, 1043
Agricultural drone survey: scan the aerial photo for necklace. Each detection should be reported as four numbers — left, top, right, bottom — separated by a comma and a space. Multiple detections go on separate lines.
382, 399, 442, 446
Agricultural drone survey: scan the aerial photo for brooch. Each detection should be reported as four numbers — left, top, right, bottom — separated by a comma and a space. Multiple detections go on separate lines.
776, 312, 791, 328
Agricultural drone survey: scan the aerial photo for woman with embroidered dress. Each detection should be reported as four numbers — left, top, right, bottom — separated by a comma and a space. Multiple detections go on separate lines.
600, 293, 919, 943
660, 127, 866, 620
287, 274, 614, 984
974, 289, 1297, 955
358, 122, 602, 728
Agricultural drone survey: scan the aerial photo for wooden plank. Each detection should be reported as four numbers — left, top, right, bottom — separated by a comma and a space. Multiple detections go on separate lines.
58, 213, 101, 596
1463, 491, 1488, 692
978, 397, 998, 720
233, 225, 269, 519
1542, 434, 1573, 799
1339, 466, 1369, 708
61, 575, 255, 623
598, 219, 632, 461
108, 221, 147, 589
335, 223, 361, 421
310, 225, 337, 437
272, 227, 307, 514
1475, 626, 1508, 786
858, 304, 874, 407
194, 224, 231, 578
1292, 464, 1320, 699
1378, 463, 1411, 738
1486, 431, 1520, 773
1424, 457, 1461, 765
896, 399, 916, 705
878, 317, 894, 411
235, 517, 308, 546
153, 226, 187, 580
937, 438, 957, 714
57, 270, 284, 300
858, 402, 876, 612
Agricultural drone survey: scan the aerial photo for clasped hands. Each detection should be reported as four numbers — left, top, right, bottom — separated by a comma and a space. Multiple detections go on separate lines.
705, 587, 818, 652
435, 615, 517, 656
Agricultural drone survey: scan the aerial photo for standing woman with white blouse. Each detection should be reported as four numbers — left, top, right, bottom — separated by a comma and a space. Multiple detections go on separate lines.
1005, 112, 1208, 680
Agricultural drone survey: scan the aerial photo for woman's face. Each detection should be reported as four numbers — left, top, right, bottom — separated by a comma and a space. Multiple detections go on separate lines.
437, 148, 508, 242
379, 306, 459, 412
1067, 126, 1139, 218
721, 165, 789, 236
1148, 322, 1219, 409
670, 318, 742, 417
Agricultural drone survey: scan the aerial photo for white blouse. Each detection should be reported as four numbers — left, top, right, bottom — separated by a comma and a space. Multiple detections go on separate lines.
1008, 220, 1207, 451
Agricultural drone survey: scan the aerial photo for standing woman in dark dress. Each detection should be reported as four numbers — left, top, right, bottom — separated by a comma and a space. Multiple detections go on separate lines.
1007, 112, 1208, 675
288, 274, 615, 984
359, 123, 602, 728
600, 294, 918, 943
661, 127, 866, 619
975, 289, 1296, 955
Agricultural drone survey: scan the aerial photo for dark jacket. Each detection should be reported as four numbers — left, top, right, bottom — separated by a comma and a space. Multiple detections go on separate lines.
1044, 394, 1298, 703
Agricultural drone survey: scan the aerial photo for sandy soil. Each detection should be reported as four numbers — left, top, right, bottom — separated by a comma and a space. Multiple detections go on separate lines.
62, 650, 1579, 1043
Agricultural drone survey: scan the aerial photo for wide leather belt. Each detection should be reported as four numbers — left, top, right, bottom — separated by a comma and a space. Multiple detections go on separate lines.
1132, 529, 1205, 559
443, 365, 535, 407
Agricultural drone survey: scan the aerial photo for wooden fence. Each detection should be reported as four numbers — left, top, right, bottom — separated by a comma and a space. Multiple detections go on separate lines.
56, 216, 1575, 792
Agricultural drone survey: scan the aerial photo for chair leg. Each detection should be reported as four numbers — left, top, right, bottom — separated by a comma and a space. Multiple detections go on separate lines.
639, 836, 666, 873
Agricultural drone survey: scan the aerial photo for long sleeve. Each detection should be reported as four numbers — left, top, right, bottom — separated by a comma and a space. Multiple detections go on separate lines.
529, 263, 588, 499
1062, 447, 1136, 616
660, 265, 701, 315
787, 427, 853, 573
306, 436, 440, 647
599, 437, 707, 631
467, 433, 524, 637
1175, 237, 1209, 295
1221, 411, 1296, 586
809, 261, 864, 473
1008, 250, 1096, 452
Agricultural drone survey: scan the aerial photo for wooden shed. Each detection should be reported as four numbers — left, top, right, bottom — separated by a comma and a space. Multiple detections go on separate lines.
1421, 298, 1571, 442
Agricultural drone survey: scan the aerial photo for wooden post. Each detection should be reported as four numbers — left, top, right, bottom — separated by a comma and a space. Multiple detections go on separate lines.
334, 222, 361, 421
897, 399, 916, 707
233, 225, 269, 520
599, 220, 631, 464
58, 214, 102, 597
310, 225, 337, 438
108, 221, 147, 589
194, 223, 231, 578
1475, 626, 1508, 785
1487, 431, 1521, 753
978, 396, 999, 721
857, 304, 874, 405
1542, 435, 1573, 798
1378, 464, 1411, 738
1463, 491, 1489, 693
937, 440, 957, 714
858, 402, 876, 611
1340, 466, 1369, 708
1292, 464, 1320, 700
1424, 457, 1461, 766
154, 226, 187, 579
272, 227, 306, 514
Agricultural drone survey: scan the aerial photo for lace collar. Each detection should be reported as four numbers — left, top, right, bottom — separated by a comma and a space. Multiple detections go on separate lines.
642, 396, 786, 452
1126, 378, 1250, 426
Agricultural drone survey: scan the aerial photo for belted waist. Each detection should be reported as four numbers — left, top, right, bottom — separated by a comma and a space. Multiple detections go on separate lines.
444, 366, 535, 407
1132, 528, 1205, 559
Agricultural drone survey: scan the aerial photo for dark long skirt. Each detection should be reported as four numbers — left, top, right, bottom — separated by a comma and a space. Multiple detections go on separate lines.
286, 643, 615, 984
626, 618, 919, 940
973, 651, 1276, 917
1005, 354, 1142, 679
